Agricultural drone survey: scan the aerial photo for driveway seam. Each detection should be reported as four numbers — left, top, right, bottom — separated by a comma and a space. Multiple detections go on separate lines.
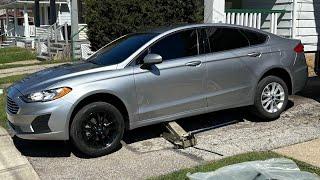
0, 164, 29, 174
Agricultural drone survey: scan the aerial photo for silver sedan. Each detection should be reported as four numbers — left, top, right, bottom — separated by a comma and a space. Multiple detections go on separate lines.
6, 24, 308, 157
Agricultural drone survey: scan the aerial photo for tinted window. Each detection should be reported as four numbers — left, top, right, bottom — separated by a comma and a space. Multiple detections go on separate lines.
149, 29, 199, 61
88, 33, 157, 66
206, 27, 249, 53
198, 28, 209, 54
241, 30, 268, 46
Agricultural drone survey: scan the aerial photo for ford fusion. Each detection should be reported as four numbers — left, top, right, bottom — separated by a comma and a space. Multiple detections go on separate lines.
6, 24, 308, 157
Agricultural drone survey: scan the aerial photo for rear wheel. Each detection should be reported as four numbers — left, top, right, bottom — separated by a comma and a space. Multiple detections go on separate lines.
252, 76, 289, 120
70, 102, 124, 157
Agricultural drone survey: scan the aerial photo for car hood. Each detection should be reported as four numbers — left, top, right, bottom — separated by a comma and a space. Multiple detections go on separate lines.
12, 61, 116, 95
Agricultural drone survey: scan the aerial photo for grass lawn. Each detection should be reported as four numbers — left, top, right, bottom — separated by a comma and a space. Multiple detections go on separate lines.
0, 95, 6, 128
0, 74, 27, 128
0, 74, 27, 85
0, 47, 36, 64
152, 151, 320, 180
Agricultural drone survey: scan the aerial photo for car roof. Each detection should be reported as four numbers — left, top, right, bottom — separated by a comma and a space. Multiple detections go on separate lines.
146, 23, 274, 36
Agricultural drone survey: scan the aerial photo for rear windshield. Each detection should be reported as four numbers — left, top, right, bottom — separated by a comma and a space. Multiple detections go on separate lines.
88, 33, 158, 66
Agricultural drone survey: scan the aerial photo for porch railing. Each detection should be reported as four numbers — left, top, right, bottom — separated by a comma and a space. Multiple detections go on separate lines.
225, 9, 289, 35
35, 22, 69, 56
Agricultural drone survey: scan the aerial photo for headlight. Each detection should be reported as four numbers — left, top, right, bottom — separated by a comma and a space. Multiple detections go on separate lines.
21, 87, 72, 103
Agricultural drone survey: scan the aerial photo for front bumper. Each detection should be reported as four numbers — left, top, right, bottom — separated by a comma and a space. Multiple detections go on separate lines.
6, 87, 73, 140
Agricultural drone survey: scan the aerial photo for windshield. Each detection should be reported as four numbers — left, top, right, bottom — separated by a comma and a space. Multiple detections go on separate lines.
88, 33, 158, 66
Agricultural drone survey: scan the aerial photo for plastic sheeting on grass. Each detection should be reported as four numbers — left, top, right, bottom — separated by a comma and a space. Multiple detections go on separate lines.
187, 158, 320, 180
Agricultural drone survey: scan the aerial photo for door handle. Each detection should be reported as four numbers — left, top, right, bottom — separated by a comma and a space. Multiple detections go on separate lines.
185, 61, 202, 67
247, 52, 262, 57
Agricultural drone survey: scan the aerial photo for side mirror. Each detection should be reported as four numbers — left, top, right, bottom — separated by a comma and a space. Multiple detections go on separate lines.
143, 54, 163, 65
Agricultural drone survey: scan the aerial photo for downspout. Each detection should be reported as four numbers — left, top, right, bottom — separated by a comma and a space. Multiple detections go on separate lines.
292, 0, 298, 39
49, 0, 57, 25
34, 0, 40, 27
71, 0, 79, 60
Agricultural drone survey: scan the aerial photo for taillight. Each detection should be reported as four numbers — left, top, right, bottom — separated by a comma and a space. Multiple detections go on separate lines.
294, 42, 304, 53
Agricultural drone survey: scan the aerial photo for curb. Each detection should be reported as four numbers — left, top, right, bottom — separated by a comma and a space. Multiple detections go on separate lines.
0, 127, 40, 180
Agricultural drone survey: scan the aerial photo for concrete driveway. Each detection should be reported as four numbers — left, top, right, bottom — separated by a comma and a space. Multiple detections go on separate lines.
12, 77, 320, 180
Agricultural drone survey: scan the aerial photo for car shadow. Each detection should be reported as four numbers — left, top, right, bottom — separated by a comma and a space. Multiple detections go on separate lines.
12, 136, 123, 159
12, 137, 73, 158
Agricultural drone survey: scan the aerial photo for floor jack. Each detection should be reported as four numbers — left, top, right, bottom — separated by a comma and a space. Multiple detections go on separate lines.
161, 121, 197, 149
162, 120, 239, 149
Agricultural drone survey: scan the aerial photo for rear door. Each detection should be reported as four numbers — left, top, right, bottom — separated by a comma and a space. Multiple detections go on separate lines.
203, 27, 255, 110
236, 29, 271, 78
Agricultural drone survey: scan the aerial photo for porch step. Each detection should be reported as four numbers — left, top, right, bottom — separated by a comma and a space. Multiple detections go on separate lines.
51, 43, 68, 48
0, 43, 10, 47
50, 47, 65, 52
36, 55, 51, 61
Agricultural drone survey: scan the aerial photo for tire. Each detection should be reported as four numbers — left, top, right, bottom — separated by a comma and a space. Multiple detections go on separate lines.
70, 102, 125, 157
251, 76, 289, 120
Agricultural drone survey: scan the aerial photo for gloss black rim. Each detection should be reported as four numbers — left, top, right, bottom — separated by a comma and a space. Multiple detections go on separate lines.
81, 111, 119, 148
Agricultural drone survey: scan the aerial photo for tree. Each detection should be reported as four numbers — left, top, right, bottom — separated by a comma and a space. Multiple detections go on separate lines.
84, 0, 204, 50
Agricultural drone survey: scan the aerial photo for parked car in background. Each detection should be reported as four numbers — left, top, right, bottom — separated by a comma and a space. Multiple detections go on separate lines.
6, 24, 308, 157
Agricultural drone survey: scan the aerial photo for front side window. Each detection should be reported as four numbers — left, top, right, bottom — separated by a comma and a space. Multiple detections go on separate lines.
88, 33, 158, 66
206, 27, 249, 53
149, 29, 199, 61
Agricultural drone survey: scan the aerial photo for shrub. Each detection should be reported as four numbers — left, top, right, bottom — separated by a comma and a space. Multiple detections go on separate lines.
84, 0, 204, 50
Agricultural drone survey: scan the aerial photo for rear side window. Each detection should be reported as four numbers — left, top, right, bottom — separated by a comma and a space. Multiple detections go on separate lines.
206, 27, 249, 53
150, 29, 199, 61
241, 30, 268, 46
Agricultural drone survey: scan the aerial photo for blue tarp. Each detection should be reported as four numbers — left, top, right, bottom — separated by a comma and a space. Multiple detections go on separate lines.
187, 158, 320, 180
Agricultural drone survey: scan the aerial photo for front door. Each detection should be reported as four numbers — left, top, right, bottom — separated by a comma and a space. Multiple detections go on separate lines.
133, 29, 207, 124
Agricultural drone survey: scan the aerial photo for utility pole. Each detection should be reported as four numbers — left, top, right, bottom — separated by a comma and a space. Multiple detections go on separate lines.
71, 0, 79, 60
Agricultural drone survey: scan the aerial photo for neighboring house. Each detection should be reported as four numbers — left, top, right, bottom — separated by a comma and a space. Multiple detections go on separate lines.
0, 0, 87, 38
0, 0, 89, 59
205, 0, 320, 52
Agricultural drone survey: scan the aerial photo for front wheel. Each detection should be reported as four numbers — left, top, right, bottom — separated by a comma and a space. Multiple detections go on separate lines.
70, 102, 124, 157
252, 76, 289, 120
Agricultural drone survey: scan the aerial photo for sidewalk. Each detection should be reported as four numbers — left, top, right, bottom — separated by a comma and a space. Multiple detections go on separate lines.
0, 63, 66, 78
274, 138, 320, 168
0, 127, 39, 180
0, 60, 40, 66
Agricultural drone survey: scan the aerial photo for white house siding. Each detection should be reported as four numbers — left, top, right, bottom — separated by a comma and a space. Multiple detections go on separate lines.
57, 4, 71, 25
58, 12, 71, 25
296, 0, 320, 51
204, 0, 225, 23
241, 0, 294, 38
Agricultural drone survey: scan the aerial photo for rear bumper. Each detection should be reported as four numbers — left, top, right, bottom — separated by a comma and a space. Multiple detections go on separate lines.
315, 68, 320, 76
315, 54, 320, 75
293, 66, 308, 94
